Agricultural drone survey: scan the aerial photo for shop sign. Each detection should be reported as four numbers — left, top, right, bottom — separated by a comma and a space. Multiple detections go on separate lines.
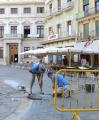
48, 34, 58, 40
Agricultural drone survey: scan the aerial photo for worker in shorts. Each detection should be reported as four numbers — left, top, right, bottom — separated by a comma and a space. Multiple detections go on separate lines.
28, 59, 46, 96
47, 71, 70, 96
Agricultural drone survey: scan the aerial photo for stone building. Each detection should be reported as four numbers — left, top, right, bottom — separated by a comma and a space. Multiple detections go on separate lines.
0, 0, 45, 64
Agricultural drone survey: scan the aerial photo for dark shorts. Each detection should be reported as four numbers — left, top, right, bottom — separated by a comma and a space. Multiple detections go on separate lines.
32, 71, 43, 77
29, 69, 39, 75
29, 69, 44, 78
31, 72, 41, 83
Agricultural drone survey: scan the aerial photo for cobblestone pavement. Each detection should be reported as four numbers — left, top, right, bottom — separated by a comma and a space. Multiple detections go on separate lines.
0, 82, 21, 120
0, 65, 99, 120
0, 65, 32, 120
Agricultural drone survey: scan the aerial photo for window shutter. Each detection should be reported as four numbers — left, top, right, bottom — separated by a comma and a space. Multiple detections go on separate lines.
96, 20, 99, 37
83, 23, 89, 39
83, 0, 89, 5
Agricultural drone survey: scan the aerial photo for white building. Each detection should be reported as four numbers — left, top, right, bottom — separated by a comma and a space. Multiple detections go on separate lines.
0, 0, 45, 65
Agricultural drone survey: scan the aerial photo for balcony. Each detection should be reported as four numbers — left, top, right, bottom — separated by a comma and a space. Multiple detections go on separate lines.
23, 34, 44, 41
53, 7, 63, 16
76, 7, 99, 20
64, 32, 76, 41
77, 31, 99, 42
45, 32, 76, 43
4, 34, 22, 39
46, 11, 53, 19
63, 1, 74, 12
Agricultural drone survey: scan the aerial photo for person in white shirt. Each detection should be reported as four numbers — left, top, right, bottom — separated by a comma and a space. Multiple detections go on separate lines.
81, 57, 87, 67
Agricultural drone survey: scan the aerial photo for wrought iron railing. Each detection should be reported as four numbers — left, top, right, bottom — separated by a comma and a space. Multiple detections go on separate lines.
76, 6, 99, 20
63, 1, 74, 11
4, 34, 22, 38
46, 1, 74, 18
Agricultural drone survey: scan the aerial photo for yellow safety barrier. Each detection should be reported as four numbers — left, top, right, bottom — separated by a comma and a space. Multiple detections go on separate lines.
72, 112, 80, 120
53, 69, 99, 119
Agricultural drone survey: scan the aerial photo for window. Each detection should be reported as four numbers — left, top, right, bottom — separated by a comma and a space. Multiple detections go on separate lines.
67, 20, 72, 36
95, 20, 99, 37
0, 8, 5, 14
24, 8, 31, 13
24, 47, 30, 58
67, 0, 72, 2
11, 8, 18, 14
11, 26, 17, 35
0, 26, 4, 38
37, 25, 44, 38
83, 23, 89, 39
83, 0, 89, 16
49, 27, 53, 35
58, 0, 61, 10
84, 4, 89, 12
48, 27, 55, 35
49, 4, 52, 15
48, 55, 53, 64
37, 7, 44, 13
24, 26, 30, 38
95, 1, 99, 13
56, 55, 62, 64
57, 24, 61, 38
0, 47, 3, 58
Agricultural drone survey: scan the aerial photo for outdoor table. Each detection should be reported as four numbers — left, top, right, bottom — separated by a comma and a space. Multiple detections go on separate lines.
65, 66, 78, 69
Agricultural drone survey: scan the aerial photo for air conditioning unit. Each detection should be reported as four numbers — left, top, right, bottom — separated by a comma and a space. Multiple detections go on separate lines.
27, 34, 39, 38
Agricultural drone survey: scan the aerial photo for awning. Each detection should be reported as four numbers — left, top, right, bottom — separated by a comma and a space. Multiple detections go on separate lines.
19, 47, 62, 56
70, 40, 99, 54
19, 40, 99, 57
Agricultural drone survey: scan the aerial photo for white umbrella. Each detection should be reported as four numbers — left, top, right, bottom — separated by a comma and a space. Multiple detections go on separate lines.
68, 47, 82, 53
19, 47, 72, 56
19, 48, 47, 58
59, 47, 71, 53
19, 48, 46, 55
19, 50, 35, 55
45, 47, 60, 54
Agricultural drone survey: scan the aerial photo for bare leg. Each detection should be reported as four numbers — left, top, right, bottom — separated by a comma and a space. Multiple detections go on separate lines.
40, 75, 43, 92
29, 73, 35, 94
37, 74, 44, 94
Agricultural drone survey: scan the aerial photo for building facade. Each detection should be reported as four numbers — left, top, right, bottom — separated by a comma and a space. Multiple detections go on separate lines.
77, 0, 99, 40
0, 0, 45, 65
43, 0, 79, 64
77, 0, 99, 66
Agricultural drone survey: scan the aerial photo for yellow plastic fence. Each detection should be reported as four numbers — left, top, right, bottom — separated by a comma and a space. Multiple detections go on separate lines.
53, 69, 99, 120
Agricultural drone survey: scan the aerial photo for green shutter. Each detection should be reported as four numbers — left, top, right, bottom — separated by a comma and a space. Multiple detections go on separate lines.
83, 0, 89, 5
96, 20, 99, 37
95, 0, 99, 2
83, 23, 89, 39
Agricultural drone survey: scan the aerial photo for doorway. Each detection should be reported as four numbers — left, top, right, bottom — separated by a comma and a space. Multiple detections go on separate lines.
9, 44, 18, 64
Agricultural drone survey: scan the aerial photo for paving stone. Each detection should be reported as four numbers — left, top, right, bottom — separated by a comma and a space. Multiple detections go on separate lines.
0, 82, 21, 120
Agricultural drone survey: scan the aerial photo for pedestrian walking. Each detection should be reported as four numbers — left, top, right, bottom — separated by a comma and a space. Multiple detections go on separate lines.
28, 59, 46, 96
